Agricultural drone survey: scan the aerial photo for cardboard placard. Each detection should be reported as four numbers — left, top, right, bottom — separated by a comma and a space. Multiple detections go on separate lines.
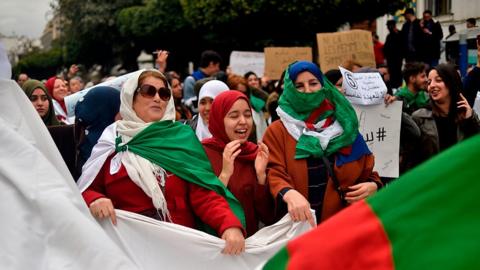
316, 30, 376, 71
229, 51, 265, 77
264, 47, 312, 80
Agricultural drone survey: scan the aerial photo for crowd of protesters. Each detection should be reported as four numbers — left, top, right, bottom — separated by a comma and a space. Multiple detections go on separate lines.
7, 9, 480, 256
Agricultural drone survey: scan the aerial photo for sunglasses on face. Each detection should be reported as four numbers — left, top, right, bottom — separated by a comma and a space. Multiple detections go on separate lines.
136, 84, 171, 101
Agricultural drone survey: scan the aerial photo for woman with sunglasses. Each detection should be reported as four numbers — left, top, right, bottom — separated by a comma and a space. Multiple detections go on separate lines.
78, 69, 246, 255
21, 79, 60, 126
263, 61, 382, 226
202, 91, 275, 236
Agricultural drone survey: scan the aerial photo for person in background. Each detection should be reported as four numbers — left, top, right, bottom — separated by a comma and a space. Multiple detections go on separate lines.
78, 69, 246, 255
263, 61, 382, 225
75, 86, 121, 174
384, 19, 404, 89
202, 91, 275, 236
373, 33, 385, 66
324, 69, 343, 93
69, 76, 85, 94
385, 62, 429, 114
463, 35, 480, 107
166, 71, 192, 121
21, 79, 60, 126
466, 18, 477, 29
419, 10, 443, 68
183, 50, 222, 112
401, 8, 423, 63
17, 73, 29, 87
244, 71, 261, 89
45, 76, 71, 124
266, 71, 286, 124
444, 24, 458, 65
412, 63, 480, 165
187, 80, 229, 141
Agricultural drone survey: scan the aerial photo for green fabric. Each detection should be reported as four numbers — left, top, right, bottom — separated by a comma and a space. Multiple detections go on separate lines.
263, 246, 289, 270
368, 134, 480, 269
250, 93, 266, 112
394, 86, 429, 110
115, 121, 246, 233
21, 79, 60, 126
279, 67, 359, 159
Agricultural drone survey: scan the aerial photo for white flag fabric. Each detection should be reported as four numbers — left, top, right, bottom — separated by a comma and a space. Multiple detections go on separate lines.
0, 79, 312, 269
100, 210, 312, 270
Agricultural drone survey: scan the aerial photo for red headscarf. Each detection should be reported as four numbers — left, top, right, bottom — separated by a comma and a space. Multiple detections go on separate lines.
202, 91, 258, 161
45, 76, 67, 112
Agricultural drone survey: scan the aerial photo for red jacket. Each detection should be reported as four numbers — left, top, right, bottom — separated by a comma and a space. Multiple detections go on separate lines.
82, 155, 244, 237
203, 145, 275, 236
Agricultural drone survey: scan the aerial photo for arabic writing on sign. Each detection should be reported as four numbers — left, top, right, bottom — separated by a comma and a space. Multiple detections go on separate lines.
339, 67, 387, 105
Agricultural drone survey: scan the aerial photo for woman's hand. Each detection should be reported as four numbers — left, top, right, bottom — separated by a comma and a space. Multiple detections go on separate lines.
89, 197, 117, 225
254, 141, 269, 185
219, 140, 242, 186
344, 182, 377, 204
457, 93, 473, 120
221, 227, 245, 255
384, 94, 396, 106
283, 189, 315, 227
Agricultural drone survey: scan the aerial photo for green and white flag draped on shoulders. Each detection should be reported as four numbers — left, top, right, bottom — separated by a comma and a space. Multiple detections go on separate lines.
264, 134, 480, 270
78, 121, 246, 231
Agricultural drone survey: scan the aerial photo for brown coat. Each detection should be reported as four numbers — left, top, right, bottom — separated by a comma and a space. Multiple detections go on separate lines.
263, 120, 381, 222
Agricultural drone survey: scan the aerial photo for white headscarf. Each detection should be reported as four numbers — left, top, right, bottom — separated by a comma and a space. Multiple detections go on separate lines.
115, 69, 176, 220
196, 80, 229, 140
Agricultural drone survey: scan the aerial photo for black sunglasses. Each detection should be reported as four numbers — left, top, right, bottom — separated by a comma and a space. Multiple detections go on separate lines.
136, 84, 171, 101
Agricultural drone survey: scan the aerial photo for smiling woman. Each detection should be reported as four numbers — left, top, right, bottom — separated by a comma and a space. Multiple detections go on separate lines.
78, 69, 247, 255
202, 91, 275, 236
412, 63, 480, 164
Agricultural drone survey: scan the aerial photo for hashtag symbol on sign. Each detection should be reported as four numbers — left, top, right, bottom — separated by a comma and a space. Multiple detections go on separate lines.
376, 127, 386, 141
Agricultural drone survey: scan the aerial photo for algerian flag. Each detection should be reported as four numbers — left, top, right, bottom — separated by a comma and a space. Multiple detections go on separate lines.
264, 134, 480, 269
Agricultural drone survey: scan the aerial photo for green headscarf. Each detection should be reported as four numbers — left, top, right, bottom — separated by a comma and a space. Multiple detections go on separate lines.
278, 62, 358, 159
22, 79, 60, 126
115, 120, 246, 233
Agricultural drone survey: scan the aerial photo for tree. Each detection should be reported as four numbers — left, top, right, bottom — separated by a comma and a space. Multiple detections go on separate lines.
54, 0, 143, 72
54, 0, 405, 75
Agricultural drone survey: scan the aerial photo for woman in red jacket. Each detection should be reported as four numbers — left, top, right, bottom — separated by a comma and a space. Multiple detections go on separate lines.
202, 91, 275, 236
77, 69, 245, 255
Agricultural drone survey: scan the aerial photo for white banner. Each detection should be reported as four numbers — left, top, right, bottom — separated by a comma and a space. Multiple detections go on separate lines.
100, 210, 312, 270
340, 67, 387, 105
352, 102, 402, 178
229, 51, 265, 78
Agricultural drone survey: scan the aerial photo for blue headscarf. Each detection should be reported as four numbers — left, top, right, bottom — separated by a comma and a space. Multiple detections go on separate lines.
287, 61, 324, 85
75, 86, 120, 165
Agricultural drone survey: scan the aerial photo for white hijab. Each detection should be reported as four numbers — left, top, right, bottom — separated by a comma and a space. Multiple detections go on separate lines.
116, 69, 176, 220
195, 80, 228, 140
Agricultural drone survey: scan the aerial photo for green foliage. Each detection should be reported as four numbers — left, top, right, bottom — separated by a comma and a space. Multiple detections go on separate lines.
54, 0, 405, 73
14, 48, 63, 79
